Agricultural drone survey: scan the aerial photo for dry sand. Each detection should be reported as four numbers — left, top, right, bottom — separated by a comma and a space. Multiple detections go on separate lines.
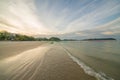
0, 42, 97, 80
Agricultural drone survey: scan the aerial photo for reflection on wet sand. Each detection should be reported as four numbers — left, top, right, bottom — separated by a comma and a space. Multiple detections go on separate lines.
0, 46, 51, 80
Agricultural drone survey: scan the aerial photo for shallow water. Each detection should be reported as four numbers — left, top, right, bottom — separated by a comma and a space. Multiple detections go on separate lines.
61, 41, 120, 80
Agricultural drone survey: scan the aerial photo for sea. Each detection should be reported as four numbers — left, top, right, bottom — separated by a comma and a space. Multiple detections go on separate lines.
60, 40, 120, 80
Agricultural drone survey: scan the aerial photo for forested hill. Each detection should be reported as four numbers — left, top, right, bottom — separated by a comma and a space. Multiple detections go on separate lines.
0, 31, 61, 41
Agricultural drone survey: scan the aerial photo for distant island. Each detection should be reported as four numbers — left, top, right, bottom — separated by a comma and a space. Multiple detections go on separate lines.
82, 38, 116, 41
63, 39, 77, 41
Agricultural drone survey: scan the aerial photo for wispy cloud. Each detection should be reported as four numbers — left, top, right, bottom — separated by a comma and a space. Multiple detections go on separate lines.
0, 0, 51, 35
73, 18, 120, 39
0, 0, 120, 39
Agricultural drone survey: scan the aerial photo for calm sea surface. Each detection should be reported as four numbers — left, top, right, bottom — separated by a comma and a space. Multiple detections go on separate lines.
61, 41, 120, 80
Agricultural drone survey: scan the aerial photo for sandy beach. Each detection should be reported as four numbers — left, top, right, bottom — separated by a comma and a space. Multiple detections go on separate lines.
36, 44, 96, 80
0, 41, 47, 59
0, 42, 96, 80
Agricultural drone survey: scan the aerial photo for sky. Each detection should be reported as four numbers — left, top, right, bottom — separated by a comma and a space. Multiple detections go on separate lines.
0, 0, 120, 39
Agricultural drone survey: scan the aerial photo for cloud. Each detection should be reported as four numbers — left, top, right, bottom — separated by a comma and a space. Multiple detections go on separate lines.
35, 0, 120, 33
0, 0, 51, 35
0, 0, 120, 38
68, 17, 120, 39
64, 0, 120, 32
102, 31, 114, 35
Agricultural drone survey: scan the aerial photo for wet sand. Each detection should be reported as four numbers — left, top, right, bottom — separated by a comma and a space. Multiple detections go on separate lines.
0, 41, 47, 59
36, 45, 96, 80
0, 42, 96, 80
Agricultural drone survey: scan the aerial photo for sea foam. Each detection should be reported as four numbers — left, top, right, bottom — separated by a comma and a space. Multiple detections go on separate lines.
62, 46, 114, 80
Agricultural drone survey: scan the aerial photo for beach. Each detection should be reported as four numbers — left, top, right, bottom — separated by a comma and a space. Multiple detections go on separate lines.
0, 41, 96, 80
0, 41, 47, 59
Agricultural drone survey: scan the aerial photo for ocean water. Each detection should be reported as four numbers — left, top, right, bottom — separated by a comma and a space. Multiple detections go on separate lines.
61, 41, 120, 80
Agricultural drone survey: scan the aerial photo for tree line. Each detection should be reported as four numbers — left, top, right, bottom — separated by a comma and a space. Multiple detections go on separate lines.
0, 31, 61, 41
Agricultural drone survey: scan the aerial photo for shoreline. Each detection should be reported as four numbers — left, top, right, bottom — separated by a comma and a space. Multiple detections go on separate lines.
0, 42, 97, 80
31, 44, 97, 80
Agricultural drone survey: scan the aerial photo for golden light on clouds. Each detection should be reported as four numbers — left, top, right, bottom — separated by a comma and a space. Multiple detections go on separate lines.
102, 31, 114, 35
0, 0, 120, 39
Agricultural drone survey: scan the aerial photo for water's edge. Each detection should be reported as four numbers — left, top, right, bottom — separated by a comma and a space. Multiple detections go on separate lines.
61, 45, 114, 80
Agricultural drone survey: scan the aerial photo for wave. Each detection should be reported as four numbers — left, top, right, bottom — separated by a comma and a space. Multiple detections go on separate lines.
62, 47, 114, 80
